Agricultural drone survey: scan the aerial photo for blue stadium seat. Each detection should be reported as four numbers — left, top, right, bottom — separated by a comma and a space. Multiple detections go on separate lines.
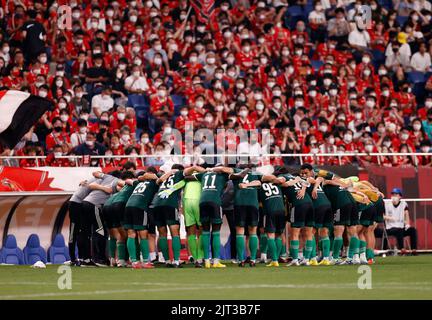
287, 5, 303, 17
396, 15, 408, 26
23, 234, 47, 265
48, 234, 70, 264
311, 60, 323, 71
171, 94, 186, 108
127, 94, 147, 108
407, 71, 426, 84
0, 234, 24, 265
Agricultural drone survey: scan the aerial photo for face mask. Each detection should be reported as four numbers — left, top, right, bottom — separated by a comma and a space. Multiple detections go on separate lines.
323, 79, 332, 86
366, 100, 375, 108
401, 133, 409, 140
53, 126, 63, 133
121, 134, 130, 141
273, 102, 281, 109
190, 56, 198, 63
100, 116, 109, 122
309, 90, 317, 97
180, 110, 188, 117
81, 114, 89, 121
344, 134, 353, 142
133, 71, 140, 77
319, 125, 328, 132
196, 101, 204, 108
207, 57, 215, 64
362, 56, 370, 64
295, 100, 303, 107
86, 140, 94, 147
154, 58, 162, 65
113, 25, 121, 32
311, 148, 319, 154
421, 146, 430, 153
328, 137, 335, 145
365, 145, 373, 152
158, 90, 166, 98
413, 123, 421, 131
91, 22, 99, 29
227, 57, 235, 64
164, 127, 172, 134
256, 103, 264, 111
273, 90, 281, 97
60, 115, 69, 122
254, 93, 263, 100
329, 89, 338, 96
129, 15, 138, 23
382, 90, 390, 97
378, 69, 387, 76
40, 56, 47, 64
383, 141, 391, 148
72, 12, 80, 19
79, 127, 87, 134
236, 83, 245, 90
215, 73, 223, 80
205, 116, 213, 123
363, 69, 371, 76
267, 82, 275, 88
142, 137, 150, 144
391, 196, 400, 204
58, 102, 67, 109
214, 92, 222, 100
154, 45, 162, 51
239, 110, 248, 118
117, 113, 126, 121
56, 81, 63, 87
39, 91, 48, 98
425, 101, 432, 108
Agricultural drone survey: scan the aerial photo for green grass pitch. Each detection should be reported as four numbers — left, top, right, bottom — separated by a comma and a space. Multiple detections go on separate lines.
0, 256, 431, 300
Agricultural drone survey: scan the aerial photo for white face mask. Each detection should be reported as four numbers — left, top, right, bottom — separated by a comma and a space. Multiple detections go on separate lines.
180, 110, 188, 117
58, 102, 67, 109
413, 123, 422, 131
196, 101, 204, 108
256, 103, 264, 111
391, 196, 400, 204
328, 137, 335, 145
323, 79, 332, 86
401, 133, 409, 140
154, 58, 162, 65
121, 134, 130, 141
39, 91, 48, 98
319, 125, 328, 132
60, 115, 69, 122
425, 101, 432, 108
142, 137, 150, 144
133, 71, 140, 77
79, 127, 87, 134
239, 110, 248, 118
164, 127, 172, 135
365, 145, 373, 152
117, 113, 126, 121
421, 146, 430, 153
344, 134, 353, 142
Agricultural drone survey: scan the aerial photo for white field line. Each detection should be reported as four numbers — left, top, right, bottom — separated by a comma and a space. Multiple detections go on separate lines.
1, 283, 431, 300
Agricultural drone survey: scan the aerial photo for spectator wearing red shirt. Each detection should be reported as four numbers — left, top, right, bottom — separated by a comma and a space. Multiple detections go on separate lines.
150, 84, 174, 133
45, 117, 71, 152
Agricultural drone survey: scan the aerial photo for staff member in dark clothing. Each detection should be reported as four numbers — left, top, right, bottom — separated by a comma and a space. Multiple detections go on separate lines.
21, 9, 46, 62
222, 180, 237, 262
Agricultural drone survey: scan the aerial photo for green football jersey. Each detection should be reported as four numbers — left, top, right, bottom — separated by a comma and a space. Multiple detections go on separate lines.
232, 169, 262, 208
314, 168, 353, 209
111, 182, 137, 204
126, 180, 159, 210
279, 174, 313, 206
152, 170, 185, 208
304, 178, 331, 208
357, 201, 374, 212
259, 182, 285, 214
195, 171, 229, 206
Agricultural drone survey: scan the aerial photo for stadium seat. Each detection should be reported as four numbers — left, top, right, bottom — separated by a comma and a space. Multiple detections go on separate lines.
396, 15, 408, 26
407, 71, 426, 84
48, 234, 70, 264
23, 234, 47, 265
0, 234, 25, 265
127, 94, 147, 108
311, 60, 323, 71
287, 5, 303, 17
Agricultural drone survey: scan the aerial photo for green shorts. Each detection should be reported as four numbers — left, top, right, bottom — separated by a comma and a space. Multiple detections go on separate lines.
183, 198, 201, 227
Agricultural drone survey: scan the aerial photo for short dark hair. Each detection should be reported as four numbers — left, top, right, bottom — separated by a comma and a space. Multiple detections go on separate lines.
171, 164, 184, 171
300, 163, 313, 171
146, 166, 158, 174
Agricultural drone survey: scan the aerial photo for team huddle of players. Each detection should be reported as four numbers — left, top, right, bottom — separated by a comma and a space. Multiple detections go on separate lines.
70, 162, 385, 269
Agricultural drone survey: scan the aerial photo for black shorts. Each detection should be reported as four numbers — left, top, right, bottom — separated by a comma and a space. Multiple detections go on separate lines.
359, 205, 376, 226
264, 210, 286, 234
258, 207, 265, 229
290, 202, 314, 228
334, 203, 359, 226
373, 198, 385, 223
314, 205, 333, 228
153, 205, 180, 227
104, 202, 126, 229
199, 202, 223, 225
123, 206, 150, 231
234, 205, 259, 227
147, 208, 156, 234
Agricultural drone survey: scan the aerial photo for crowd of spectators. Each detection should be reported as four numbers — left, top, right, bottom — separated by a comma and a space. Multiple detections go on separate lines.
0, 0, 432, 168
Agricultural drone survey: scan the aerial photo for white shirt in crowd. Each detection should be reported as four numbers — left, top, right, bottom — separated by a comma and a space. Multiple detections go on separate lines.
91, 94, 114, 115
410, 52, 432, 72
385, 43, 412, 70
308, 9, 326, 24
70, 132, 87, 148
384, 200, 408, 229
348, 29, 370, 48
124, 75, 150, 92
414, 0, 432, 11
238, 141, 264, 165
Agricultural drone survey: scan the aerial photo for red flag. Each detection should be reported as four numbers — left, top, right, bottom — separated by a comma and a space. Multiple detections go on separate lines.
190, 0, 216, 23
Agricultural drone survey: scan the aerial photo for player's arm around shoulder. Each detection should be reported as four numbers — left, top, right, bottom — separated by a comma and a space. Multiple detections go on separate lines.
229, 167, 250, 180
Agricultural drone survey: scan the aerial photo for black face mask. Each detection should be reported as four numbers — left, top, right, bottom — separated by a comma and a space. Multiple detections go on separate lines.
54, 126, 63, 132
99, 128, 107, 134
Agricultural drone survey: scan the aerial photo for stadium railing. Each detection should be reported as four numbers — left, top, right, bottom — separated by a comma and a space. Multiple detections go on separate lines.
0, 152, 431, 167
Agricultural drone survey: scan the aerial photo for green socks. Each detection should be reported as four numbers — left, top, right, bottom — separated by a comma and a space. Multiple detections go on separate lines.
159, 236, 169, 261
117, 241, 126, 261
359, 240, 367, 255
304, 239, 313, 260
289, 240, 299, 260
140, 239, 149, 262
249, 234, 258, 261
236, 235, 245, 261
201, 231, 210, 260
321, 236, 331, 258
332, 237, 343, 259
197, 235, 204, 260
348, 236, 360, 259
172, 236, 181, 261
126, 237, 137, 262
108, 237, 117, 258
268, 238, 277, 261
188, 234, 198, 259
311, 236, 317, 259
366, 248, 374, 260
259, 234, 268, 256
212, 231, 221, 260
275, 237, 283, 258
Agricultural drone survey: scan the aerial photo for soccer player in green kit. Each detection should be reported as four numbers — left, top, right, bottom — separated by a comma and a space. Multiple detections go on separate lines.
313, 168, 361, 265
300, 164, 334, 266
230, 165, 263, 267
123, 167, 160, 269
258, 175, 291, 267
275, 168, 315, 266
186, 164, 234, 268
152, 164, 198, 268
